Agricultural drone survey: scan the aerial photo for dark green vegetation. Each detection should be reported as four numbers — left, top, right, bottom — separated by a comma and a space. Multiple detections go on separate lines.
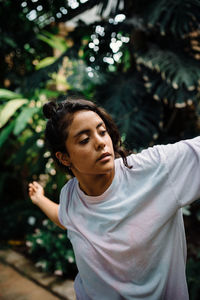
0, 0, 200, 297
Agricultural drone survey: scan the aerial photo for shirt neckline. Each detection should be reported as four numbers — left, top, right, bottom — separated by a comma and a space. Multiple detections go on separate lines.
76, 159, 120, 204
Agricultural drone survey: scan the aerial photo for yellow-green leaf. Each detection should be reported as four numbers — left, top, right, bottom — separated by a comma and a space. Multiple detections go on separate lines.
14, 107, 40, 135
0, 99, 28, 128
0, 89, 22, 100
35, 57, 57, 70
37, 32, 68, 53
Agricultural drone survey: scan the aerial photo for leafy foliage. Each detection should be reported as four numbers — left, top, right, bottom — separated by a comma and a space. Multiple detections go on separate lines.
37, 31, 69, 53
136, 46, 200, 90
95, 72, 163, 149
0, 1, 200, 298
0, 99, 28, 128
142, 0, 200, 37
0, 200, 43, 241
26, 219, 77, 277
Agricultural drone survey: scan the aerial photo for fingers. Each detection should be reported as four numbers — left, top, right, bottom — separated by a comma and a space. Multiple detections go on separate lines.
29, 181, 39, 189
33, 181, 40, 188
28, 181, 43, 196
28, 182, 37, 194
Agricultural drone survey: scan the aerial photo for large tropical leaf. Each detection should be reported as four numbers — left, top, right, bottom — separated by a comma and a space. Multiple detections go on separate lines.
14, 107, 40, 136
136, 46, 200, 92
142, 0, 200, 36
142, 70, 198, 107
0, 89, 22, 100
0, 99, 28, 128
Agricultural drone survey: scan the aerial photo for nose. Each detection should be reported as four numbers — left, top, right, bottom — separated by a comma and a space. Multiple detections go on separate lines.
94, 134, 105, 150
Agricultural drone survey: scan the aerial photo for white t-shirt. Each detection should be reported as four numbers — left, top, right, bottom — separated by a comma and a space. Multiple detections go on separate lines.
58, 137, 200, 300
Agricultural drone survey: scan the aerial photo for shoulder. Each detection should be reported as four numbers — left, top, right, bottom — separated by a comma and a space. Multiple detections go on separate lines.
58, 178, 77, 229
60, 177, 77, 202
114, 146, 164, 181
125, 144, 164, 171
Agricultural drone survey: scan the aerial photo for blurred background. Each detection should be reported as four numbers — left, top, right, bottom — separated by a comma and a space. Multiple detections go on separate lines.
0, 0, 200, 298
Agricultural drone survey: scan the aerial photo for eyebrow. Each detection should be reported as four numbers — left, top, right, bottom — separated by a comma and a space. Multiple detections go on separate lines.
73, 122, 104, 138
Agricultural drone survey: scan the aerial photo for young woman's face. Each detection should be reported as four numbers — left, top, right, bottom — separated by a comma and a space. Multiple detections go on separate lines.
65, 110, 115, 177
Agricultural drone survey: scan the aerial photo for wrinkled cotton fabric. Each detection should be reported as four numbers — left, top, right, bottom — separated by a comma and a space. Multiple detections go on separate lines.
59, 137, 200, 300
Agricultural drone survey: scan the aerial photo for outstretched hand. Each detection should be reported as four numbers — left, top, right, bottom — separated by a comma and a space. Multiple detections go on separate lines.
29, 181, 44, 205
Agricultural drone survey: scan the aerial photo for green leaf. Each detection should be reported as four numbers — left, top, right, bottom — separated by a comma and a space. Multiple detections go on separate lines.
136, 46, 200, 90
0, 120, 15, 147
0, 99, 28, 128
142, 70, 197, 106
0, 89, 22, 100
144, 0, 200, 37
37, 31, 68, 53
14, 107, 40, 135
35, 57, 57, 70
4, 36, 17, 48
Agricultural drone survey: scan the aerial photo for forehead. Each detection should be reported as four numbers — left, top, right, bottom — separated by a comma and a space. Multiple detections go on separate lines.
68, 110, 104, 134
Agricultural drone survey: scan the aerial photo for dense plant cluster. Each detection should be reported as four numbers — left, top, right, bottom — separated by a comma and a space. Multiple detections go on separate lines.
26, 219, 77, 277
0, 0, 200, 298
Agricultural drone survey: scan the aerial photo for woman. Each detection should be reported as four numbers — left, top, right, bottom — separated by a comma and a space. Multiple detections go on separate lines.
29, 98, 200, 300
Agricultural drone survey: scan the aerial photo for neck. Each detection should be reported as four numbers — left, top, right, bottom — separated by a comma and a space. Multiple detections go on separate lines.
75, 169, 115, 196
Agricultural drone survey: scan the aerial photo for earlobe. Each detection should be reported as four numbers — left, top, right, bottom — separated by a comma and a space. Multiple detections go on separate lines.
55, 151, 71, 167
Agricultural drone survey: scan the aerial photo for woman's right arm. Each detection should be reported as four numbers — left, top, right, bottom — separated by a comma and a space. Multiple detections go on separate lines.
28, 181, 66, 230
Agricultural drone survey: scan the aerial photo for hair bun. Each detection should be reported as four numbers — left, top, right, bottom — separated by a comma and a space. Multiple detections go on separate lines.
43, 102, 57, 119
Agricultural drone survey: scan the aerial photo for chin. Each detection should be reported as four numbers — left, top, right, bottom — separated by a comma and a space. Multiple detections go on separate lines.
100, 164, 115, 174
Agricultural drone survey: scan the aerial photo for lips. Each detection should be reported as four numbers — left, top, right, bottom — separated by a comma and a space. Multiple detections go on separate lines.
97, 152, 111, 161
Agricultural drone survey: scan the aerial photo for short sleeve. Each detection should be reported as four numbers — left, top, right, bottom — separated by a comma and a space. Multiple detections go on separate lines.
160, 137, 200, 207
58, 185, 68, 229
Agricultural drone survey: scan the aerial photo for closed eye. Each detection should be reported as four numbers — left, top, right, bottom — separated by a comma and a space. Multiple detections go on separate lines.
79, 137, 89, 145
100, 130, 107, 136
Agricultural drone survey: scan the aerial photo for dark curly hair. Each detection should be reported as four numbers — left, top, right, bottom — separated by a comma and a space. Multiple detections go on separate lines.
43, 98, 132, 176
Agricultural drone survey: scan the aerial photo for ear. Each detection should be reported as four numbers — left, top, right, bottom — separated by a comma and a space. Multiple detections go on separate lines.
55, 152, 71, 167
